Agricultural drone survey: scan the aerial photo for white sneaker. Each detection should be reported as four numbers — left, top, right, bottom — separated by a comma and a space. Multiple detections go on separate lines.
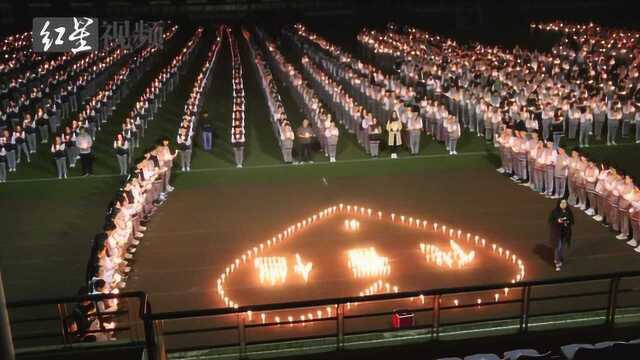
330, 157, 336, 162
453, 151, 458, 155
181, 167, 185, 172
187, 167, 190, 171
585, 209, 595, 216
236, 164, 242, 168
626, 239, 637, 247
449, 151, 453, 155
616, 234, 628, 240
497, 168, 505, 173
391, 153, 397, 159
593, 215, 603, 221
579, 204, 586, 210
635, 246, 640, 253
167, 185, 175, 192
135, 232, 144, 238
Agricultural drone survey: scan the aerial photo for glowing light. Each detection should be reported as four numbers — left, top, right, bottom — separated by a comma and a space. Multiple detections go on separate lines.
347, 247, 391, 278
294, 254, 313, 282
344, 219, 360, 232
420, 240, 475, 268
254, 257, 287, 286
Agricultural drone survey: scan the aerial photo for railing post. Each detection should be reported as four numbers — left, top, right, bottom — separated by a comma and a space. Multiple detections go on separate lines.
432, 295, 440, 340
0, 272, 15, 360
606, 277, 621, 325
142, 301, 158, 360
336, 304, 344, 350
519, 286, 531, 333
238, 313, 247, 358
56, 303, 70, 347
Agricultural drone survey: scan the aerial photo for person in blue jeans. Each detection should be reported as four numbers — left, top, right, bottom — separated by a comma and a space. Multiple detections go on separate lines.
549, 199, 574, 271
201, 112, 213, 152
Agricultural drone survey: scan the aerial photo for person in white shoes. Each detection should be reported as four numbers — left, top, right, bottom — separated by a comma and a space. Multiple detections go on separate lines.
593, 164, 610, 222
386, 111, 402, 159
616, 174, 635, 240
605, 168, 623, 232
542, 142, 557, 197
553, 147, 570, 198
574, 156, 588, 210
446, 115, 461, 155
325, 121, 339, 162
583, 161, 599, 216
627, 187, 640, 249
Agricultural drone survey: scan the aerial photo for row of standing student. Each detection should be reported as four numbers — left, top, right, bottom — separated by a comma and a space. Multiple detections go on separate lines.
0, 26, 180, 181
69, 139, 177, 342
228, 28, 247, 168
244, 29, 298, 164
113, 28, 201, 177
255, 28, 330, 164
496, 128, 640, 258
175, 27, 223, 172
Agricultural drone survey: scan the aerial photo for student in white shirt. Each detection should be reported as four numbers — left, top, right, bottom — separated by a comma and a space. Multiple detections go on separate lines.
325, 121, 339, 162
446, 115, 461, 155
51, 136, 67, 179
280, 123, 295, 164
407, 105, 423, 155
578, 107, 593, 147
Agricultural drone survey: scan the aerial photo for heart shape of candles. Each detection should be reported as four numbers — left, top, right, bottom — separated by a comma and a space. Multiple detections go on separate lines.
215, 204, 526, 324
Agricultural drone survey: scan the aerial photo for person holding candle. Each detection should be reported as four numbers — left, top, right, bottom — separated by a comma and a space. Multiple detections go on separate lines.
579, 107, 593, 147
51, 135, 67, 179
606, 101, 622, 145
280, 122, 295, 164
77, 127, 94, 176
113, 133, 129, 176
325, 121, 339, 163
386, 111, 402, 159
231, 127, 245, 168
296, 119, 315, 163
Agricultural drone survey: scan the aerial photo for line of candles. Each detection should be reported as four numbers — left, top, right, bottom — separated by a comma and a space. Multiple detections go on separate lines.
215, 203, 527, 324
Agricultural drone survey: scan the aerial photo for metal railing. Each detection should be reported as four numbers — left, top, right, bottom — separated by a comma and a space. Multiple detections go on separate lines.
6, 291, 156, 358
149, 270, 640, 358
6, 271, 640, 359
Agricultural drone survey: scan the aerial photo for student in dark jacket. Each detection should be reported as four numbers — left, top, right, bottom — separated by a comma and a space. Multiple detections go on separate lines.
201, 112, 213, 152
549, 198, 574, 271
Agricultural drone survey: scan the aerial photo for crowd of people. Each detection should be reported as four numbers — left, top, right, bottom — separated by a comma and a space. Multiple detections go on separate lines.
69, 139, 177, 342
228, 28, 246, 168
112, 26, 199, 177
496, 127, 640, 254
243, 29, 298, 163
0, 24, 179, 181
176, 26, 223, 172
254, 28, 331, 164
355, 21, 640, 251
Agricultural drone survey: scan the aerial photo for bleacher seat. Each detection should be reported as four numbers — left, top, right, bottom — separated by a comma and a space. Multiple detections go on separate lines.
560, 344, 595, 359
463, 354, 501, 360
516, 355, 554, 360
503, 349, 552, 360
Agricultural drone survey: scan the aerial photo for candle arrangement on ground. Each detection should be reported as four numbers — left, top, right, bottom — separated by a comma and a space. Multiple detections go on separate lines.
214, 203, 527, 325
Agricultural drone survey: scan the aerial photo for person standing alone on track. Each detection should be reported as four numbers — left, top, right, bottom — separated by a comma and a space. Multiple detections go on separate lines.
549, 199, 575, 272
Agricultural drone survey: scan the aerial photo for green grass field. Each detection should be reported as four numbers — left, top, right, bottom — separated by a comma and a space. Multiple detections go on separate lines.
0, 24, 639, 306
